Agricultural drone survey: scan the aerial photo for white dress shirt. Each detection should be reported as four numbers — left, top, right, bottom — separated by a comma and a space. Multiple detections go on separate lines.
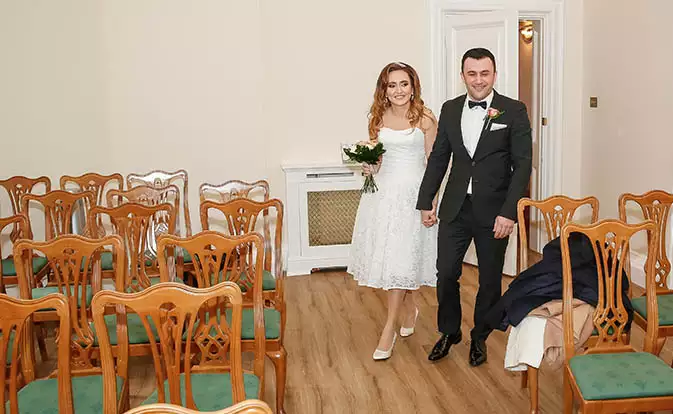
461, 90, 494, 194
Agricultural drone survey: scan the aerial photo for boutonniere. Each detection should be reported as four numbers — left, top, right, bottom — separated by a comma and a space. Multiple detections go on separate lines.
483, 107, 505, 132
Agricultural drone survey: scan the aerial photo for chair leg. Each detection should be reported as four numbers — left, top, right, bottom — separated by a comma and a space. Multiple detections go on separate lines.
120, 379, 131, 412
654, 337, 667, 356
267, 347, 287, 414
528, 366, 539, 414
563, 371, 573, 414
280, 302, 287, 341
36, 324, 49, 362
520, 369, 528, 389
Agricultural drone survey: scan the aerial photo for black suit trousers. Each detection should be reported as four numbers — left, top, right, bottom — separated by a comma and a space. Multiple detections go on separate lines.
436, 194, 509, 340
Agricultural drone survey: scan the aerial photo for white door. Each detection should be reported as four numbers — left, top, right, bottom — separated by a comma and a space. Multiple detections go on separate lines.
441, 10, 520, 276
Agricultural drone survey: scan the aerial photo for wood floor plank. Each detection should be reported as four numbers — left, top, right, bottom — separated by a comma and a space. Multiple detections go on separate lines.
274, 266, 673, 414
105, 263, 673, 413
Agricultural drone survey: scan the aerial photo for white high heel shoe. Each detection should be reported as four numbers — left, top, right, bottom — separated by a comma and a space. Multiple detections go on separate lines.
372, 333, 397, 360
400, 307, 419, 337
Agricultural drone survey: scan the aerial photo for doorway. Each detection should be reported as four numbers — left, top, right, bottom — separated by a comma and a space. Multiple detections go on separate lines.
429, 3, 564, 275
519, 19, 544, 255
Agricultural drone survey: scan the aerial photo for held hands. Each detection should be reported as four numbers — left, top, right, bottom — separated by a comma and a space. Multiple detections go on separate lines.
493, 215, 515, 239
421, 199, 438, 228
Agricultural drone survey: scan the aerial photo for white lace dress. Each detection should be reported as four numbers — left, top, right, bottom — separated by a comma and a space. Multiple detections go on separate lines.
347, 127, 438, 290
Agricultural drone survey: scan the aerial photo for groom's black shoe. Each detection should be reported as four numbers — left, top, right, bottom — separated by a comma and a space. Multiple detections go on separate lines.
428, 331, 462, 361
469, 338, 487, 367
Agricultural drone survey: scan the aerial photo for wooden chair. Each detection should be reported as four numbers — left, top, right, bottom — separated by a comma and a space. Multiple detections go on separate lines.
198, 181, 270, 286
60, 172, 124, 207
200, 199, 284, 317
107, 184, 181, 210
199, 180, 270, 204
0, 215, 48, 295
13, 235, 126, 379
92, 282, 264, 412
0, 293, 74, 414
561, 219, 673, 413
0, 215, 50, 361
88, 203, 181, 359
123, 400, 273, 414
89, 203, 178, 293
515, 195, 599, 413
127, 170, 192, 237
106, 185, 191, 279
156, 231, 268, 407
619, 190, 673, 358
16, 190, 99, 362
21, 190, 96, 240
200, 199, 286, 414
0, 176, 51, 242
59, 173, 126, 282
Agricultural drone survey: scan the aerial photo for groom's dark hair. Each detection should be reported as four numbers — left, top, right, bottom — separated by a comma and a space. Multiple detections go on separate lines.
461, 48, 497, 73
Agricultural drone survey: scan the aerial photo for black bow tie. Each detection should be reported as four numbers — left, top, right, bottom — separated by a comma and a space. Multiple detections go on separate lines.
468, 100, 487, 110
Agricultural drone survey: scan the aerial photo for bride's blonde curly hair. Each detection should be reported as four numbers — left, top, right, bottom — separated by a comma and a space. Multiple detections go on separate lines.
368, 62, 427, 142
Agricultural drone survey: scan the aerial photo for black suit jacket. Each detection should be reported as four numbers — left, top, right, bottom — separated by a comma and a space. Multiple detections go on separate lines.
479, 232, 633, 333
416, 90, 532, 226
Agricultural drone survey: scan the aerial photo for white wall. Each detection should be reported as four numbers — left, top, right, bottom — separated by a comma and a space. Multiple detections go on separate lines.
582, 0, 673, 283
0, 0, 605, 238
582, 0, 673, 216
0, 0, 429, 233
563, 0, 585, 198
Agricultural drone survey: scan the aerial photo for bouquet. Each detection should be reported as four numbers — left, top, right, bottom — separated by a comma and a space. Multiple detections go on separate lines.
343, 141, 386, 193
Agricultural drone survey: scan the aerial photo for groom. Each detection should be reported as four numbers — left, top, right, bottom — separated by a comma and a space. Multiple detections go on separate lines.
416, 48, 532, 366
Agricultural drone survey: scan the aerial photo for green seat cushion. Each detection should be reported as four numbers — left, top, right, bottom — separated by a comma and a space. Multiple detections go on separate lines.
226, 270, 276, 291
6, 374, 122, 414
570, 352, 673, 400
142, 372, 259, 410
632, 295, 673, 326
33, 285, 93, 307
228, 308, 280, 340
142, 252, 192, 266
195, 308, 281, 340
93, 313, 159, 345
123, 277, 184, 292
1, 257, 49, 276
148, 276, 184, 285
104, 250, 189, 272
592, 326, 618, 336
101, 251, 114, 271
180, 248, 193, 263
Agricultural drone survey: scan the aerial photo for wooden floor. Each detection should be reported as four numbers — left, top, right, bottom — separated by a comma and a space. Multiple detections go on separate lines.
42, 263, 672, 413
276, 266, 673, 414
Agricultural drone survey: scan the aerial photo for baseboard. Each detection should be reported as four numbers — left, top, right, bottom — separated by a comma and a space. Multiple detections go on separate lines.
286, 256, 351, 276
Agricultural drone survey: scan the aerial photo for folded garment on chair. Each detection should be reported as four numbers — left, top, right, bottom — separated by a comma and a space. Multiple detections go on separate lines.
479, 232, 633, 335
504, 299, 595, 372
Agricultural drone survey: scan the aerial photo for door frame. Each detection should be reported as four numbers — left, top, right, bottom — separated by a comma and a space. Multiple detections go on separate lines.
427, 0, 565, 251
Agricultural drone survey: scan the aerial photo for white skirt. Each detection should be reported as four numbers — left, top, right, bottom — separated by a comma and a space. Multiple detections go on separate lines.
347, 171, 438, 290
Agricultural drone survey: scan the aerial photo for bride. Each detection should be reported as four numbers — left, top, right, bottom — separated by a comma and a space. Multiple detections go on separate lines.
347, 61, 439, 360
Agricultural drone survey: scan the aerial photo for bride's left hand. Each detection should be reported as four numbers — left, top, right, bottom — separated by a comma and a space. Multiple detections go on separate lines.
423, 199, 438, 227
372, 156, 382, 173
